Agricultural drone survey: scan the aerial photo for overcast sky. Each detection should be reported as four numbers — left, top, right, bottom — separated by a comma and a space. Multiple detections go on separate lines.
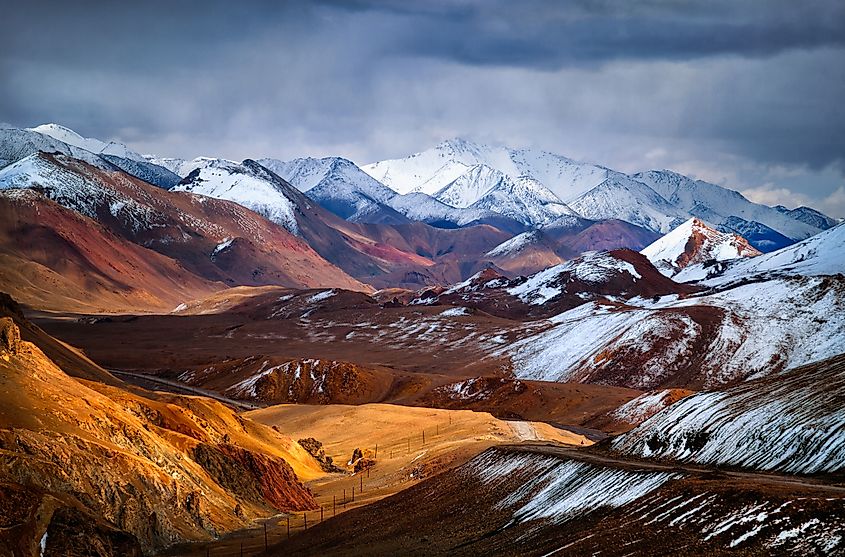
2, 0, 844, 216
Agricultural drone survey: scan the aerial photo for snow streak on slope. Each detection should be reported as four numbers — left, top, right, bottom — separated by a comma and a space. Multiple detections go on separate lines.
611, 354, 845, 474
609, 389, 689, 425
469, 174, 579, 227
259, 157, 395, 202
641, 218, 760, 278
470, 450, 680, 525
173, 158, 299, 235
385, 192, 495, 226
432, 164, 506, 208
28, 123, 146, 162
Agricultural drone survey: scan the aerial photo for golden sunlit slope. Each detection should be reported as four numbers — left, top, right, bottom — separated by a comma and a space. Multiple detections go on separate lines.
247, 403, 588, 514
0, 312, 323, 555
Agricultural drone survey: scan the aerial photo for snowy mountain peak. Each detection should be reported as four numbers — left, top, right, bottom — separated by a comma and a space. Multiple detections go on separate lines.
173, 158, 301, 235
433, 164, 507, 208
641, 217, 761, 279
28, 123, 145, 162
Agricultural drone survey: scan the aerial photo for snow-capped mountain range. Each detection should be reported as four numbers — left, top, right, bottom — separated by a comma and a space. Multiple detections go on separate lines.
0, 123, 837, 258
361, 138, 834, 248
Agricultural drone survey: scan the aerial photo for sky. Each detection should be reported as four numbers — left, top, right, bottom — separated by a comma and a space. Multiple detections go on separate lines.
2, 0, 844, 216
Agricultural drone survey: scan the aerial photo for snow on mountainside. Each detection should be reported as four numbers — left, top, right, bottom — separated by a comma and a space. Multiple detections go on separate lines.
173, 158, 300, 235
698, 221, 845, 286
144, 156, 191, 177
362, 138, 609, 202
611, 353, 845, 474
641, 218, 761, 278
258, 157, 408, 224
470, 174, 579, 227
505, 217, 844, 389
433, 164, 509, 208
507, 273, 845, 389
259, 157, 394, 202
0, 153, 157, 229
364, 138, 832, 244
506, 251, 641, 305
569, 173, 688, 233
100, 155, 181, 189
385, 192, 501, 227
434, 249, 689, 319
0, 126, 109, 169
28, 123, 146, 162
0, 151, 367, 291
633, 170, 824, 241
774, 204, 839, 230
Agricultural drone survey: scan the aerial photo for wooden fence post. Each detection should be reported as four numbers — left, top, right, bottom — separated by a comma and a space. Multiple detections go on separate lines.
320, 506, 324, 522
263, 522, 268, 551
333, 494, 336, 516
287, 516, 290, 539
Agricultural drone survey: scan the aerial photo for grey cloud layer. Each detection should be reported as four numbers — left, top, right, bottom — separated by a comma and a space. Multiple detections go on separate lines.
1, 0, 844, 215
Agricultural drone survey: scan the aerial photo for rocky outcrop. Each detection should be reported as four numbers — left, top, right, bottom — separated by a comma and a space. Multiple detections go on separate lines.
192, 443, 318, 512
298, 437, 344, 473
0, 317, 20, 356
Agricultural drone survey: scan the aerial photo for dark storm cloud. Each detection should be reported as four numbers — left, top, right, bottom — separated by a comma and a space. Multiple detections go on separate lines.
1, 0, 844, 215
324, 0, 845, 67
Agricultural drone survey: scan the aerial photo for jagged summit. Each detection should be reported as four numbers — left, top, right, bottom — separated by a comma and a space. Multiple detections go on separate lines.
641, 217, 761, 278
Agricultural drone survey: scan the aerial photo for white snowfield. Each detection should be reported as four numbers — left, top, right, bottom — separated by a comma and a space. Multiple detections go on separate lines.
362, 138, 609, 202
4, 124, 830, 242
172, 158, 300, 235
258, 156, 403, 223
569, 173, 689, 233
641, 217, 761, 277
362, 137, 828, 239
611, 354, 845, 474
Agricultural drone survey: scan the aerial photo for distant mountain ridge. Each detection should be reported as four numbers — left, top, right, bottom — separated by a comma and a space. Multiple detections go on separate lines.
361, 137, 833, 250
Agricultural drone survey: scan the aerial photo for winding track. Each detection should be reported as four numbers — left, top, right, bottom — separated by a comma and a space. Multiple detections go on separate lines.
110, 369, 261, 411
504, 443, 845, 495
